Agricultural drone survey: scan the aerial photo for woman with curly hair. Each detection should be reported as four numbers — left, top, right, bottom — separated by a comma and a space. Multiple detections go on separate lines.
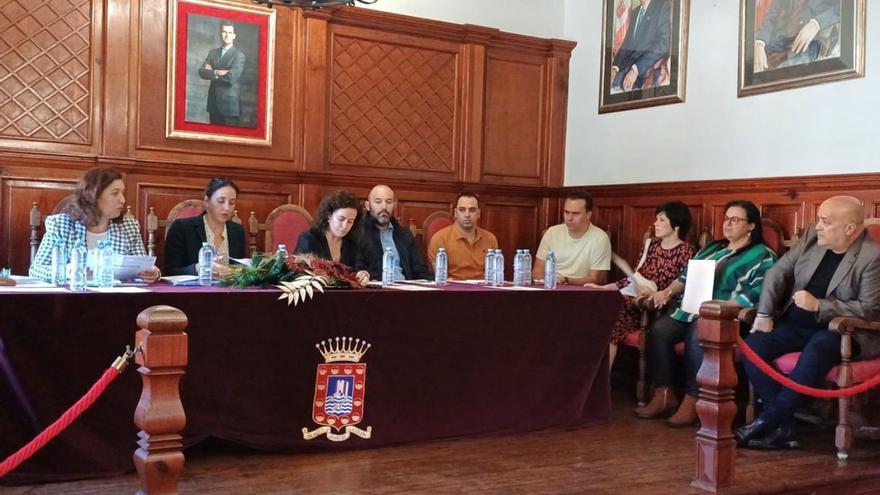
295, 190, 370, 285
30, 166, 160, 283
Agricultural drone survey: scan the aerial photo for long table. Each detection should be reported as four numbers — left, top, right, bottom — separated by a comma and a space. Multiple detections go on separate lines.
0, 283, 621, 484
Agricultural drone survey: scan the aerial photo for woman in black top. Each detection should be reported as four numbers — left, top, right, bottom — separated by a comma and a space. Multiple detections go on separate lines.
295, 190, 370, 285
164, 178, 246, 276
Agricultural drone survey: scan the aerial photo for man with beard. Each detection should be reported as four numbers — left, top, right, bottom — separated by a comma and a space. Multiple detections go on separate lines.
356, 184, 433, 281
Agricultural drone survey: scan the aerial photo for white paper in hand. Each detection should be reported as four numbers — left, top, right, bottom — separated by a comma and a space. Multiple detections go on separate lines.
681, 259, 716, 315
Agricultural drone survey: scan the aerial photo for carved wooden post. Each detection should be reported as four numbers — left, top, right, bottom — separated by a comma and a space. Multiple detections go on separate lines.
692, 301, 740, 492
134, 306, 188, 495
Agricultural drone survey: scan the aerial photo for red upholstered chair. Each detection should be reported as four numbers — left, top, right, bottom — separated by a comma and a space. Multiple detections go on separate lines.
28, 195, 75, 263
249, 205, 313, 255
423, 211, 454, 246
146, 199, 208, 257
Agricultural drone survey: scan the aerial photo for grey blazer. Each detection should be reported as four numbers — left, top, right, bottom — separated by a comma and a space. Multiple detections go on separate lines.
757, 223, 880, 358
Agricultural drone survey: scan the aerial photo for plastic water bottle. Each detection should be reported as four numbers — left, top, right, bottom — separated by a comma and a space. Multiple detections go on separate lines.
544, 250, 557, 290
50, 239, 67, 285
513, 249, 525, 287
434, 247, 448, 286
484, 249, 496, 286
493, 249, 505, 287
198, 242, 214, 286
276, 243, 289, 260
96, 240, 115, 288
523, 249, 533, 286
382, 247, 395, 286
69, 240, 87, 292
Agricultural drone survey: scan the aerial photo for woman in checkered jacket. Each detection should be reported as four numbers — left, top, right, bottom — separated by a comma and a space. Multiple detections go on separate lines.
29, 167, 160, 283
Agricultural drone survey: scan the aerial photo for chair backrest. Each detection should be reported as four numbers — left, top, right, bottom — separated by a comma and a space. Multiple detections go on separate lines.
29, 195, 75, 263
423, 211, 454, 245
865, 218, 880, 243
249, 204, 313, 255
761, 218, 787, 256
146, 199, 205, 257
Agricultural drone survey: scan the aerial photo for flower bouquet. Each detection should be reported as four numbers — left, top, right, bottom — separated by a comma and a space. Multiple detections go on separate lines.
223, 253, 363, 306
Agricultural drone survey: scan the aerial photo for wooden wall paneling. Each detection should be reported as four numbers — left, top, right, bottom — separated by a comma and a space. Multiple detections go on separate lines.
104, 0, 133, 157
0, 0, 102, 155
544, 41, 573, 187
480, 198, 540, 274
322, 23, 461, 181
872, 201, 880, 219
133, 0, 296, 167
760, 203, 802, 239
593, 205, 623, 281
301, 9, 332, 174
480, 48, 546, 186
459, 26, 494, 183
1, 177, 78, 274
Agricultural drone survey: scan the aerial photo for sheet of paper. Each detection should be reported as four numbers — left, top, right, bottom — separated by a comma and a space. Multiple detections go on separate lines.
161, 275, 199, 285
681, 259, 716, 314
0, 286, 70, 293
87, 286, 151, 293
494, 285, 545, 291
112, 255, 156, 281
383, 284, 441, 291
229, 257, 252, 266
9, 275, 55, 287
449, 279, 485, 285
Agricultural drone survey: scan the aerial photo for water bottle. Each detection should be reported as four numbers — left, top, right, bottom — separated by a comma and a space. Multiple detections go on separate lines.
276, 243, 289, 260
50, 239, 67, 285
69, 240, 87, 292
198, 242, 214, 286
484, 249, 495, 286
493, 249, 505, 287
544, 250, 557, 290
523, 249, 533, 286
382, 247, 395, 286
96, 240, 115, 288
434, 247, 448, 286
513, 249, 524, 287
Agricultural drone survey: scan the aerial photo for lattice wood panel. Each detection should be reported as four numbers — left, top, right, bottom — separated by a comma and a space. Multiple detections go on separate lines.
329, 34, 456, 172
0, 0, 91, 143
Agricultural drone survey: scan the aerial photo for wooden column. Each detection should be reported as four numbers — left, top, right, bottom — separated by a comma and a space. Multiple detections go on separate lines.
692, 301, 740, 492
133, 306, 189, 495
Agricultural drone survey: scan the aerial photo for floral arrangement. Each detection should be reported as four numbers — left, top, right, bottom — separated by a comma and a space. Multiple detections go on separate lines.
223, 253, 363, 306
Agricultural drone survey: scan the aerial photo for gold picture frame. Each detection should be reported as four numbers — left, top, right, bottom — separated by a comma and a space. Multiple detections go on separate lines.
166, 0, 276, 146
599, 0, 690, 114
738, 0, 866, 98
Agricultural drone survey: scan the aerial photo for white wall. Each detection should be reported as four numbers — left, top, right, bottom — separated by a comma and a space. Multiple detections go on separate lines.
564, 0, 880, 186
361, 0, 566, 39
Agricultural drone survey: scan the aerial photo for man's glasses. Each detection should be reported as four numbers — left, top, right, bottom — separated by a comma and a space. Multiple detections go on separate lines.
723, 216, 748, 225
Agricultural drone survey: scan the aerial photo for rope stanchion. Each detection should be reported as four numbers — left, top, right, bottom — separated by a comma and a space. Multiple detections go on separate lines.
736, 334, 880, 398
0, 346, 136, 478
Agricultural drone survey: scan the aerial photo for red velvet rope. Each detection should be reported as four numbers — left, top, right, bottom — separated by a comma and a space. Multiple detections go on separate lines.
736, 334, 880, 398
0, 367, 120, 478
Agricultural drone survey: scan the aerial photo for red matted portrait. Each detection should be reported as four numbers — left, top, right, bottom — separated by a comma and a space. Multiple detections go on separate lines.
166, 0, 275, 146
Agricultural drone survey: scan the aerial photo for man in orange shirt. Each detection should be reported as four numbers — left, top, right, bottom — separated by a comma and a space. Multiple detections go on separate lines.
427, 192, 499, 280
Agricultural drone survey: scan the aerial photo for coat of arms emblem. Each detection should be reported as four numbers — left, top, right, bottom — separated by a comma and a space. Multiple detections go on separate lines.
302, 337, 373, 442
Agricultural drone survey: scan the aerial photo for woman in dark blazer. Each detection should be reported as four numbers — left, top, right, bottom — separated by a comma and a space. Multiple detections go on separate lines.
295, 190, 370, 285
164, 178, 246, 276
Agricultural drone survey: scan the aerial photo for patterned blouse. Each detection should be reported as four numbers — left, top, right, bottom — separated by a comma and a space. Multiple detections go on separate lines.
615, 238, 696, 293
669, 240, 777, 323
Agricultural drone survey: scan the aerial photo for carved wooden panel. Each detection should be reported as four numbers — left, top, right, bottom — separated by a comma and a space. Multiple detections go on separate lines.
481, 50, 545, 185
481, 200, 539, 273
0, 0, 92, 143
1, 177, 77, 273
760, 203, 802, 239
327, 26, 458, 175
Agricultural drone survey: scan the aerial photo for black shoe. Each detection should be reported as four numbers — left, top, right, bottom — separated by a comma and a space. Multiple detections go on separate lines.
735, 418, 772, 447
746, 427, 802, 450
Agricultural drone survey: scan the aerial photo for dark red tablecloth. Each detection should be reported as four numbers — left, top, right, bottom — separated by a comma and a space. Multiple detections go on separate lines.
0, 283, 621, 484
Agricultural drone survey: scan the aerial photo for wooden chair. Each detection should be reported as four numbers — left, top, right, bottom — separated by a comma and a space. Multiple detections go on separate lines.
248, 204, 313, 255
28, 195, 76, 263
146, 199, 205, 257
740, 219, 880, 460
619, 225, 655, 406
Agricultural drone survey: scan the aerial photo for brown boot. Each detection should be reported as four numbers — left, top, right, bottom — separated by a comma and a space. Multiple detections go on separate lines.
667, 394, 698, 427
635, 386, 679, 419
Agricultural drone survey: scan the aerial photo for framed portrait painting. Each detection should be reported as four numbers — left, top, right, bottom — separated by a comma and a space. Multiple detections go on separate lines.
739, 0, 866, 97
166, 0, 276, 145
599, 0, 690, 114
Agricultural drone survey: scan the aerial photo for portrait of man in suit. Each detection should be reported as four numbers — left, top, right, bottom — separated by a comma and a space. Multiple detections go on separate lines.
610, 0, 672, 93
198, 21, 247, 126
753, 0, 840, 73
